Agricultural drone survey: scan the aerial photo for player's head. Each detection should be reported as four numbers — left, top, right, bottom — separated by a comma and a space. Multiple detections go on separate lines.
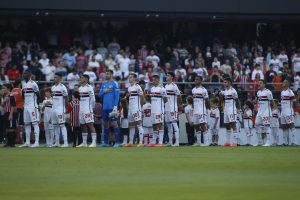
282, 77, 291, 89
223, 76, 232, 88
152, 74, 160, 86
54, 73, 62, 84
106, 70, 114, 80
44, 87, 51, 97
195, 75, 202, 86
145, 94, 151, 103
72, 91, 80, 99
210, 98, 219, 108
80, 74, 90, 84
74, 84, 79, 92
2, 83, 13, 94
243, 100, 254, 110
186, 95, 193, 105
129, 73, 137, 84
22, 70, 31, 81
166, 72, 175, 83
258, 79, 266, 90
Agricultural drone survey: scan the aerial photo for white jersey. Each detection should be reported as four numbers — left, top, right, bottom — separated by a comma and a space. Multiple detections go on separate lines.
51, 83, 68, 111
79, 84, 95, 113
281, 89, 295, 115
192, 86, 208, 114
142, 103, 152, 127
42, 98, 53, 122
150, 85, 167, 114
184, 104, 193, 124
243, 109, 253, 128
271, 109, 280, 127
22, 79, 39, 109
209, 108, 220, 128
257, 88, 273, 116
220, 86, 238, 115
165, 82, 181, 112
128, 83, 143, 111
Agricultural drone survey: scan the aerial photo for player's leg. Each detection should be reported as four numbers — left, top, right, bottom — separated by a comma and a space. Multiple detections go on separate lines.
200, 123, 209, 146
30, 108, 40, 147
172, 121, 180, 146
101, 110, 111, 146
110, 119, 120, 147
44, 122, 50, 147
281, 116, 289, 146
19, 109, 32, 147
223, 113, 231, 146
289, 123, 297, 146
87, 122, 97, 147
78, 124, 88, 147
165, 112, 173, 145
255, 116, 263, 146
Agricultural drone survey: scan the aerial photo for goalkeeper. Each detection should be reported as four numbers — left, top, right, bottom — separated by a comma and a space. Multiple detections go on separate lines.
99, 70, 120, 147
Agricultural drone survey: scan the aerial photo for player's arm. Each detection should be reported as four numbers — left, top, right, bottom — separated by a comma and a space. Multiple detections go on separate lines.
98, 83, 105, 97
138, 86, 145, 105
89, 87, 96, 110
235, 98, 240, 110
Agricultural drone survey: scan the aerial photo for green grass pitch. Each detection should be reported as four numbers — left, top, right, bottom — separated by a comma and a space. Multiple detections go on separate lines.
0, 147, 300, 200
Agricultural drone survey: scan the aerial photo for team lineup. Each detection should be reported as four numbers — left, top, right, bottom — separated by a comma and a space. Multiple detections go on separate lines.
3, 69, 297, 148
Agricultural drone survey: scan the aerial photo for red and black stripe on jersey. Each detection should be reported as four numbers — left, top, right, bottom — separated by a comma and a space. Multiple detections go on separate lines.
69, 99, 80, 127
4, 94, 16, 113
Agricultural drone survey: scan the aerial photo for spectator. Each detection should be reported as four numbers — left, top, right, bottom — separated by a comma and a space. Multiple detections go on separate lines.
104, 53, 116, 71
88, 55, 100, 69
7, 65, 21, 80
63, 49, 76, 69
67, 68, 80, 91
220, 59, 232, 77
38, 53, 49, 68
269, 54, 281, 73
273, 71, 283, 91
137, 45, 148, 61
41, 61, 56, 81
146, 50, 160, 69
84, 44, 94, 57
83, 67, 97, 83
251, 64, 264, 81
277, 50, 289, 68
208, 66, 222, 92
107, 38, 120, 58
184, 54, 194, 69
292, 49, 300, 76
265, 64, 277, 90
97, 41, 108, 60
212, 57, 221, 69
117, 53, 130, 79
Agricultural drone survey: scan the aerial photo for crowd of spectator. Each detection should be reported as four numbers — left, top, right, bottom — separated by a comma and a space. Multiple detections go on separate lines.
1, 20, 300, 103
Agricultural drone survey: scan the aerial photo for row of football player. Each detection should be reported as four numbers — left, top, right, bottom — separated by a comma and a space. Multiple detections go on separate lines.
15, 69, 298, 147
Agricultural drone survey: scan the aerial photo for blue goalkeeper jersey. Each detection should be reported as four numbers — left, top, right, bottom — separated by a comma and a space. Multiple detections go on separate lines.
98, 80, 119, 110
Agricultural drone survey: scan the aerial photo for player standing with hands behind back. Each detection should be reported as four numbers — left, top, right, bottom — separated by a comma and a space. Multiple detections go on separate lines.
99, 70, 120, 147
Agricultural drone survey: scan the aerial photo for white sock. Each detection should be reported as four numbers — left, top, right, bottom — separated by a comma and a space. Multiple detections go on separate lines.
233, 130, 238, 144
256, 126, 263, 144
25, 124, 31, 144
167, 123, 173, 144
123, 135, 128, 144
226, 130, 231, 144
203, 131, 208, 145
33, 123, 40, 144
45, 129, 50, 146
158, 130, 164, 145
290, 128, 297, 145
54, 126, 60, 145
282, 129, 288, 145
82, 133, 88, 145
49, 129, 54, 145
271, 128, 278, 144
137, 125, 144, 144
196, 131, 201, 144
265, 126, 271, 144
129, 127, 135, 144
61, 126, 68, 145
91, 132, 97, 144
152, 131, 158, 144
172, 122, 179, 145
247, 136, 251, 144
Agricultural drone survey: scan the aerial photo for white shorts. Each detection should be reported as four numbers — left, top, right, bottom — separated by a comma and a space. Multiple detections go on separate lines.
80, 111, 94, 124
24, 107, 40, 124
224, 112, 237, 124
151, 113, 163, 125
51, 110, 65, 125
243, 119, 253, 128
255, 114, 271, 126
128, 110, 142, 123
165, 111, 178, 123
121, 118, 129, 128
280, 114, 294, 125
193, 113, 207, 125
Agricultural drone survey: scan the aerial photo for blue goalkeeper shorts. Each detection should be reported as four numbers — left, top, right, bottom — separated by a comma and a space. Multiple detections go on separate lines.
102, 109, 118, 122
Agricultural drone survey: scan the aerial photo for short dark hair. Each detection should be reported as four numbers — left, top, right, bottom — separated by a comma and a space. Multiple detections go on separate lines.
259, 79, 266, 85
82, 74, 90, 81
224, 77, 232, 83
145, 94, 151, 102
284, 77, 292, 83
167, 72, 175, 79
244, 100, 254, 110
73, 91, 80, 99
138, 80, 146, 85
152, 74, 159, 79
195, 75, 203, 80
107, 70, 114, 75
55, 72, 62, 77
44, 87, 51, 93
187, 95, 193, 104
129, 73, 137, 79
